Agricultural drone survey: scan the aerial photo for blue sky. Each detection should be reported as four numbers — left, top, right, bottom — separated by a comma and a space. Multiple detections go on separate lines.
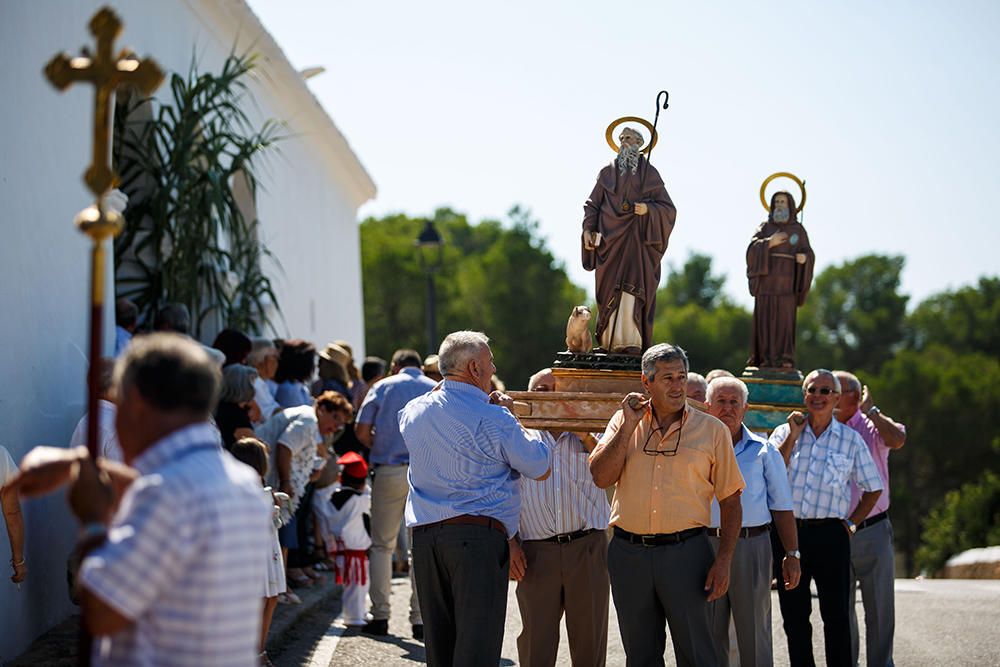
246, 0, 999, 307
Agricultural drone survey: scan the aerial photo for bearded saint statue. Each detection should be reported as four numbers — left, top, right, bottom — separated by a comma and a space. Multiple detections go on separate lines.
581, 127, 677, 355
746, 191, 815, 369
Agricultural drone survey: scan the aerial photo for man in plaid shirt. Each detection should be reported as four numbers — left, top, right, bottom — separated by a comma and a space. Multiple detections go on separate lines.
769, 369, 883, 667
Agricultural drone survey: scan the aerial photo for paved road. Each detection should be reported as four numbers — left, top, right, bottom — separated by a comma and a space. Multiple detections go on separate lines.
273, 577, 1000, 666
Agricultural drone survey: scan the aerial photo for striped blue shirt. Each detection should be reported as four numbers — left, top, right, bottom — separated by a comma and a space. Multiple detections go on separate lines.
519, 431, 610, 540
769, 418, 883, 520
79, 423, 272, 667
399, 380, 551, 537
356, 367, 436, 465
710, 425, 793, 528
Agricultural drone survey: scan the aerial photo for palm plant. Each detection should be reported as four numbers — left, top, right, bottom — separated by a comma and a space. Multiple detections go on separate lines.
113, 51, 284, 337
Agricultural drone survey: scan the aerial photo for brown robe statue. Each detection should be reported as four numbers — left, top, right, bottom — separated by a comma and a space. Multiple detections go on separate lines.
581, 155, 676, 353
746, 198, 815, 368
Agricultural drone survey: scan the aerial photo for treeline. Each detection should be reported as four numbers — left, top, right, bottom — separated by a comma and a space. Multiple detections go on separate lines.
360, 208, 1000, 575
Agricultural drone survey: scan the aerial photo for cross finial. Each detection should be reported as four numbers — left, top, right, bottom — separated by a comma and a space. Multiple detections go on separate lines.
44, 6, 164, 197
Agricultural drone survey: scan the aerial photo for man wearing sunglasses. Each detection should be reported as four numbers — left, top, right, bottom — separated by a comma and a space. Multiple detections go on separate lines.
590, 344, 746, 667
769, 369, 883, 667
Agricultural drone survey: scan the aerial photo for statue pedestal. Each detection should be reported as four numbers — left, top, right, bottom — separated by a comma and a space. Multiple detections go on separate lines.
510, 361, 707, 432
742, 367, 804, 434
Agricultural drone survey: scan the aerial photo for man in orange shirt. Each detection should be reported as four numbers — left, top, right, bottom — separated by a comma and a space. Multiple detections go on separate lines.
590, 343, 745, 667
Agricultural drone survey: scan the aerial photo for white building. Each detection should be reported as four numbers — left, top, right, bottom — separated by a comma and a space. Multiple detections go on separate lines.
0, 0, 374, 659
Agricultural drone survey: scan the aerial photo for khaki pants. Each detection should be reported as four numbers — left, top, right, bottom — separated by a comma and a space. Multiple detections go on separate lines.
516, 530, 610, 667
369, 464, 421, 624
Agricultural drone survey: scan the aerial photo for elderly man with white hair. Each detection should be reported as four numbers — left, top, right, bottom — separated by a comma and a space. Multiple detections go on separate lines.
769, 369, 883, 667
399, 331, 551, 666
706, 376, 800, 667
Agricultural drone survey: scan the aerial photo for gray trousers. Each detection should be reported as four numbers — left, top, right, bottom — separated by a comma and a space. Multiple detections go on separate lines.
708, 532, 774, 667
608, 531, 718, 667
516, 530, 609, 667
412, 523, 509, 666
849, 518, 895, 667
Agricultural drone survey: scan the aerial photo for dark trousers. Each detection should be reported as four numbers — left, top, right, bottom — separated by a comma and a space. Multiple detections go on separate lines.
775, 519, 853, 667
608, 532, 718, 667
412, 523, 509, 667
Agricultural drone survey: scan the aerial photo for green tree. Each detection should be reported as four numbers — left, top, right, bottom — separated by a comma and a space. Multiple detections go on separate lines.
652, 252, 752, 373
915, 471, 1000, 575
659, 252, 728, 310
360, 207, 585, 389
868, 344, 1000, 574
907, 277, 1000, 358
796, 255, 909, 373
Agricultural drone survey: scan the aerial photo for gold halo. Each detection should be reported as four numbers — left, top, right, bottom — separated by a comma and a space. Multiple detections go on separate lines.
760, 172, 806, 212
605, 116, 658, 154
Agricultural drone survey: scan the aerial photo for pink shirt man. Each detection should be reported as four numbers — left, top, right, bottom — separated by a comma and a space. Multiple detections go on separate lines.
847, 410, 906, 518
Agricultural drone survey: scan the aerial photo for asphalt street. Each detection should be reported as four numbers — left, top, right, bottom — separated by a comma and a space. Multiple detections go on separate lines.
271, 576, 1000, 666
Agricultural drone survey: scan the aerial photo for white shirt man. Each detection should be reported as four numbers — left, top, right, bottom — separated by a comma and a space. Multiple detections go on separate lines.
69, 399, 123, 462
515, 368, 611, 666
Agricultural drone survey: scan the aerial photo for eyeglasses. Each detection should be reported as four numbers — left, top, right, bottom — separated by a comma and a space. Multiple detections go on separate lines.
806, 386, 837, 395
643, 420, 683, 457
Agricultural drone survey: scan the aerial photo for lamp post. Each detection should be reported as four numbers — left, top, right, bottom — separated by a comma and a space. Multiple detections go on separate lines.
415, 220, 443, 355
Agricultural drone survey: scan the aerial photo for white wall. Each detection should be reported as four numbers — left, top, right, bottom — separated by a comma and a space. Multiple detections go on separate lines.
0, 1, 371, 659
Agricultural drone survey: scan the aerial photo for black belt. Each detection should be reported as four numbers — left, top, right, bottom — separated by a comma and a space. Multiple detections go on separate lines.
858, 511, 889, 531
614, 526, 704, 546
526, 528, 600, 544
796, 518, 841, 527
707, 524, 769, 539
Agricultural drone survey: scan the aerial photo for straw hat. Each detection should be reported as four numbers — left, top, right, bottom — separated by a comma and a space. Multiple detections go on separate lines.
318, 342, 351, 369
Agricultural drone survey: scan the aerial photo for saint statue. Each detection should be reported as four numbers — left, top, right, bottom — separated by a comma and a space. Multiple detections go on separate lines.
581, 126, 676, 355
746, 190, 815, 369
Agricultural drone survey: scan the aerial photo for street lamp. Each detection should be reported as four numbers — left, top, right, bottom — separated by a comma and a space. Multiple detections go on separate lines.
415, 220, 443, 355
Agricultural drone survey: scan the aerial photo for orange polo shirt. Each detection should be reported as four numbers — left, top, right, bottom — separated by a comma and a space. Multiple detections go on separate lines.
598, 406, 745, 535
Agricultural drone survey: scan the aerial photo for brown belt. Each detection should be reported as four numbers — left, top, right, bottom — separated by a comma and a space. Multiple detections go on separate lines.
422, 514, 507, 536
706, 524, 769, 539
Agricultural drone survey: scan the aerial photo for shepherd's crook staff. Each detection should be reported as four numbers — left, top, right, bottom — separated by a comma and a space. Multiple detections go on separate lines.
44, 7, 163, 664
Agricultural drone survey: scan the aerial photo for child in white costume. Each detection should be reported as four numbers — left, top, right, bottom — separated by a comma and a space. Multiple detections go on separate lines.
314, 451, 372, 626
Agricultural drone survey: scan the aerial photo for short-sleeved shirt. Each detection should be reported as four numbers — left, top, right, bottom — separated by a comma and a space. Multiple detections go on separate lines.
78, 423, 271, 667
254, 406, 323, 510
356, 367, 436, 465
0, 446, 16, 488
845, 409, 905, 517
598, 407, 745, 535
710, 425, 792, 528
399, 380, 551, 537
69, 399, 123, 462
769, 419, 883, 520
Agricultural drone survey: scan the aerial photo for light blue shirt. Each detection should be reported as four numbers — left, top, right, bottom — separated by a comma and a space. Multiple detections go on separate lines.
399, 380, 551, 537
114, 326, 132, 358
710, 425, 793, 528
356, 367, 436, 465
79, 423, 270, 667
275, 380, 312, 408
769, 419, 883, 519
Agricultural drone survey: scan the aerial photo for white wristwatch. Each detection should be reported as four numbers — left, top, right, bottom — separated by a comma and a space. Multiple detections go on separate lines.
785, 550, 801, 559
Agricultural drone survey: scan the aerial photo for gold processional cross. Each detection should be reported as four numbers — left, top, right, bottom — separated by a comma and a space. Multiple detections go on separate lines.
44, 6, 164, 460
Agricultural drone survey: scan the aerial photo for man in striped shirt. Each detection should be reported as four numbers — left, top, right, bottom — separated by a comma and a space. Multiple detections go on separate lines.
13, 334, 272, 667
514, 368, 611, 667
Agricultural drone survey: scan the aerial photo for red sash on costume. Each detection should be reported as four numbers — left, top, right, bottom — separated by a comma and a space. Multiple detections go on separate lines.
331, 538, 368, 585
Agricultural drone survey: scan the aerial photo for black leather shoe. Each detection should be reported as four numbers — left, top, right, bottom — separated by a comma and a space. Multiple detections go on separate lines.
412, 624, 424, 641
362, 619, 388, 636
